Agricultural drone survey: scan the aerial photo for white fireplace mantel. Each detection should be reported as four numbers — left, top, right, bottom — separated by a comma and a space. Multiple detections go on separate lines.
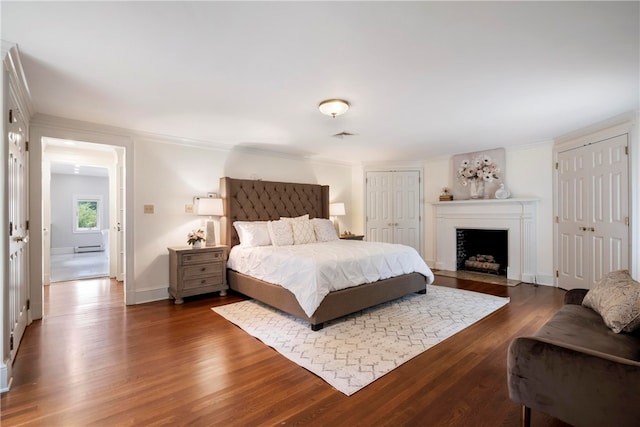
433, 198, 538, 283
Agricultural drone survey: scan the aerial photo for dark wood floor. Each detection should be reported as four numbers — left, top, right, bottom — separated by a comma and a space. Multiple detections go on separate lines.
1, 276, 571, 426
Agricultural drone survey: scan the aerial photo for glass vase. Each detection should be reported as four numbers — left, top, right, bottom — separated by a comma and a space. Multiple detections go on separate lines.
469, 179, 484, 199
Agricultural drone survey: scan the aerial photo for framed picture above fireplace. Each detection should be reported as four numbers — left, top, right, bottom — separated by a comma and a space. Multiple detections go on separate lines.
452, 147, 505, 200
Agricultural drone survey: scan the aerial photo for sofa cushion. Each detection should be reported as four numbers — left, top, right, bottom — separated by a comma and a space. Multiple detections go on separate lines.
582, 270, 640, 333
534, 304, 640, 362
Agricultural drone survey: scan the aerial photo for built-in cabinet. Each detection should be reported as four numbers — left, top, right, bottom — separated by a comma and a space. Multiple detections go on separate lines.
555, 132, 630, 290
365, 170, 422, 254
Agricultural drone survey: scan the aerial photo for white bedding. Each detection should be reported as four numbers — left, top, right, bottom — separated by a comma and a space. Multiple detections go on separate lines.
227, 240, 435, 317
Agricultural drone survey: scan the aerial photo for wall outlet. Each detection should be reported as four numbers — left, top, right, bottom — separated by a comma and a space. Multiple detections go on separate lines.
143, 204, 155, 214
185, 204, 194, 214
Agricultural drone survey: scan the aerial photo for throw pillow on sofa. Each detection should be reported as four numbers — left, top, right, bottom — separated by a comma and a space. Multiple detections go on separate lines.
582, 270, 640, 333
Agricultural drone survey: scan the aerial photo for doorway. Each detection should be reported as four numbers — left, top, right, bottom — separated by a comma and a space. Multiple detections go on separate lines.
24, 120, 133, 326
41, 137, 124, 292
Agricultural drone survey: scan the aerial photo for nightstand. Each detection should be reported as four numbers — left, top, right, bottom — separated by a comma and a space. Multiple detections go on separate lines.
340, 234, 365, 240
167, 245, 228, 304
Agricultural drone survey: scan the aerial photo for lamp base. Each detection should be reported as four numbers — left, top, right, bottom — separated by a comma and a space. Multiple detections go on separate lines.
205, 219, 216, 247
333, 217, 340, 237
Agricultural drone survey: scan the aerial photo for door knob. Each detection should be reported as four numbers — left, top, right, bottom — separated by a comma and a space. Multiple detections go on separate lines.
14, 235, 28, 243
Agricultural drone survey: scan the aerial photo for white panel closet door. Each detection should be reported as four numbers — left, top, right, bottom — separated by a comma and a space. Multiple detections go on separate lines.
366, 171, 394, 243
588, 135, 629, 283
366, 170, 421, 253
393, 171, 421, 250
558, 147, 589, 289
7, 85, 29, 365
557, 134, 629, 290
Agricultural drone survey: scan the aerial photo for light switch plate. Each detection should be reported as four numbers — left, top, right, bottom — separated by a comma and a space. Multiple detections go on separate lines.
143, 204, 155, 214
185, 204, 194, 214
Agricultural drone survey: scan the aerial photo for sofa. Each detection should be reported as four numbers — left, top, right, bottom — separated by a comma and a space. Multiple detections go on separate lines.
507, 270, 640, 427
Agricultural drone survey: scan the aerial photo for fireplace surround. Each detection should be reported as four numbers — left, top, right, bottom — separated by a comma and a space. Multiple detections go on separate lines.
434, 199, 538, 283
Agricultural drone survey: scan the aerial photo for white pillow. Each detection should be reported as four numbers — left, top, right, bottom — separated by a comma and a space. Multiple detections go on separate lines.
290, 218, 317, 245
311, 218, 338, 242
233, 221, 272, 247
280, 214, 309, 222
267, 220, 294, 246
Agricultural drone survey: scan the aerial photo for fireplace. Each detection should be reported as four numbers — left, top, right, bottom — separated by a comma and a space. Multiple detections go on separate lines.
456, 229, 508, 276
434, 199, 538, 282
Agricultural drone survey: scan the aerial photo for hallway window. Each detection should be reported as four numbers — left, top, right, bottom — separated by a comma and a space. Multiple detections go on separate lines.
73, 195, 102, 232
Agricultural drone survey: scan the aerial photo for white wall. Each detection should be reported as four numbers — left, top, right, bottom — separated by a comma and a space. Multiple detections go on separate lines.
423, 141, 554, 284
50, 174, 109, 251
132, 138, 353, 299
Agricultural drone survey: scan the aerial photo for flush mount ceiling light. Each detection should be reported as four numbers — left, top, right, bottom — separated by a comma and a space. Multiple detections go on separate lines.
319, 99, 350, 118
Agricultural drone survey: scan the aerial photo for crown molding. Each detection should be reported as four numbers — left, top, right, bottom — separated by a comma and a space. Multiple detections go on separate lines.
554, 111, 638, 146
31, 114, 352, 167
2, 43, 34, 121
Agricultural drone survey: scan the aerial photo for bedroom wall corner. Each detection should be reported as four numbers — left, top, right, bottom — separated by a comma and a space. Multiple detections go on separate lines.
423, 157, 449, 268
351, 164, 365, 235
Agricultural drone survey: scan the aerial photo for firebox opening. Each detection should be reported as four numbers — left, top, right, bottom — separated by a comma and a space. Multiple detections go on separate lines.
456, 228, 508, 276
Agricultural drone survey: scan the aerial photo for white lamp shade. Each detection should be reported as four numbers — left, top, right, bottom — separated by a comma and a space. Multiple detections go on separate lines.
319, 99, 350, 118
196, 197, 224, 216
329, 202, 346, 216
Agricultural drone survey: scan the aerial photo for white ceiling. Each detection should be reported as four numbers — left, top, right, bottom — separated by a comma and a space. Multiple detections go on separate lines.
2, 1, 639, 163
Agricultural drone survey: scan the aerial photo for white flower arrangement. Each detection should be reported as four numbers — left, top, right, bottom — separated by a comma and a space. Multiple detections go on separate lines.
187, 228, 206, 245
457, 154, 500, 187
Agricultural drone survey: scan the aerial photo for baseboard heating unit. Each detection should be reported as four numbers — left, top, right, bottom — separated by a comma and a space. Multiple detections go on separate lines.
74, 245, 104, 253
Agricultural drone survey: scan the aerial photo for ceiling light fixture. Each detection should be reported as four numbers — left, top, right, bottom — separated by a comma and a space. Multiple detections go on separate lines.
319, 99, 350, 118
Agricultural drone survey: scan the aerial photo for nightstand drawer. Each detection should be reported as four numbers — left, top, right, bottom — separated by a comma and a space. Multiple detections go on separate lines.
181, 251, 223, 265
183, 274, 224, 290
182, 262, 223, 279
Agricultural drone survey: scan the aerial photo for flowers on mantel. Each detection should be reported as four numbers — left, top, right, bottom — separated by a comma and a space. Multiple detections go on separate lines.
456, 153, 501, 199
187, 228, 205, 246
457, 154, 500, 187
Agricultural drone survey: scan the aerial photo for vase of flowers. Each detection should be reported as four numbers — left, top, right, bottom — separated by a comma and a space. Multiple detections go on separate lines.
457, 154, 500, 199
187, 228, 205, 248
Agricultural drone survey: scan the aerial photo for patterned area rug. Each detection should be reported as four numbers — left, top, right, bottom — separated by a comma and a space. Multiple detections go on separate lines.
212, 285, 509, 396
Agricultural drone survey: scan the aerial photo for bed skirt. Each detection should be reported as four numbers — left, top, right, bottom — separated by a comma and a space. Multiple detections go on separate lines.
227, 270, 427, 330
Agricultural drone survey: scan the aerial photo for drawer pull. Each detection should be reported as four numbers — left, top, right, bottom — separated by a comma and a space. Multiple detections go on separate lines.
201, 267, 206, 272
201, 279, 206, 284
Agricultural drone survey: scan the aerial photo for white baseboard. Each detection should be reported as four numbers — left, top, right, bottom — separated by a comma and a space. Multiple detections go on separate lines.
134, 287, 170, 304
0, 359, 11, 393
534, 274, 555, 287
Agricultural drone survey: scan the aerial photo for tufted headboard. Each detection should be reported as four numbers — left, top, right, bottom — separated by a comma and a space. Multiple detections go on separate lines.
219, 177, 330, 248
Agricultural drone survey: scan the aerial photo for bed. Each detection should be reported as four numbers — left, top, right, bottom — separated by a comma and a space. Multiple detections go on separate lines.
220, 176, 434, 330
